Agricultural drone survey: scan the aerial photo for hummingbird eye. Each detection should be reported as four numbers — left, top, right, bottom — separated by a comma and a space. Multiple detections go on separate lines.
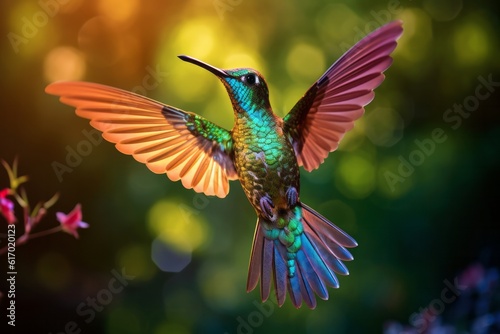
242, 74, 259, 85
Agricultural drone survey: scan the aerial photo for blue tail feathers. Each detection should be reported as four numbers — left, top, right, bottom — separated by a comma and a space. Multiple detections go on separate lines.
246, 203, 357, 309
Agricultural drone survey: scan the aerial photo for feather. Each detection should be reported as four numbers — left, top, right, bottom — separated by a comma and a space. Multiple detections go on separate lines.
283, 21, 403, 171
246, 203, 356, 309
45, 81, 238, 198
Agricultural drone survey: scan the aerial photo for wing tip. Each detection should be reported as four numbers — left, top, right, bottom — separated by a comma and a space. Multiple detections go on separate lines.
45, 81, 67, 95
385, 20, 404, 39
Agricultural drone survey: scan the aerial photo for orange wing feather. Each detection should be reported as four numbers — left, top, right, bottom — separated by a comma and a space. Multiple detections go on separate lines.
46, 81, 237, 198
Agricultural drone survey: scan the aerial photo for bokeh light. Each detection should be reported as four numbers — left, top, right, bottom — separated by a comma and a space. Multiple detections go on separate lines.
396, 9, 433, 65
156, 18, 219, 101
151, 237, 192, 273
314, 3, 361, 51
147, 199, 209, 252
97, 0, 140, 23
7, 0, 56, 58
286, 43, 325, 82
43, 46, 86, 82
453, 19, 491, 66
335, 152, 377, 199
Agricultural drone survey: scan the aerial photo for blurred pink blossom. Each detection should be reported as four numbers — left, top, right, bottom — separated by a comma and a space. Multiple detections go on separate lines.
1, 159, 89, 256
56, 204, 89, 238
0, 188, 16, 224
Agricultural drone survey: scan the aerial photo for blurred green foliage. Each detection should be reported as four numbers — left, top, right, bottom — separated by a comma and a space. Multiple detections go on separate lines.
1, 0, 499, 333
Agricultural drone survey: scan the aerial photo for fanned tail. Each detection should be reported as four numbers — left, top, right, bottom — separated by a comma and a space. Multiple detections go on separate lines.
246, 203, 357, 309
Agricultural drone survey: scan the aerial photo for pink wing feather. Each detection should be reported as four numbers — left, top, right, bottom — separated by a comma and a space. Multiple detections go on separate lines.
284, 20, 403, 171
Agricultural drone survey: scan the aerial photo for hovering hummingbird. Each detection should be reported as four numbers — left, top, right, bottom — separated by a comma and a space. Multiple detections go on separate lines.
46, 21, 403, 308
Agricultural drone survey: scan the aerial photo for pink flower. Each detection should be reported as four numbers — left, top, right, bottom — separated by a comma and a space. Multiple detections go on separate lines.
0, 188, 16, 224
56, 204, 89, 238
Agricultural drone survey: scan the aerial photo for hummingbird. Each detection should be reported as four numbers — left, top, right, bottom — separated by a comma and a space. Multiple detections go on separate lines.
46, 21, 403, 309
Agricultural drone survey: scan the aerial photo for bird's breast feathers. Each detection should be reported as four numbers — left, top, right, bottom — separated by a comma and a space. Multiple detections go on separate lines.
233, 123, 299, 211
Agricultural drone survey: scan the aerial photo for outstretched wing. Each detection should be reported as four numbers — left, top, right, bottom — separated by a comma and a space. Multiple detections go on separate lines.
46, 82, 237, 198
283, 20, 403, 171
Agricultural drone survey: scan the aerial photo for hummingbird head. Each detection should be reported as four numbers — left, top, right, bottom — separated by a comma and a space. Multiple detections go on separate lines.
178, 55, 271, 113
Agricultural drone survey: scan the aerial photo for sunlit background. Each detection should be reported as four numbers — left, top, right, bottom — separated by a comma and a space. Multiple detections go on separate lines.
1, 0, 499, 333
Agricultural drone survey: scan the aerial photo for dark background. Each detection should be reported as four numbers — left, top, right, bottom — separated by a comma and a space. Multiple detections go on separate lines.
1, 0, 499, 333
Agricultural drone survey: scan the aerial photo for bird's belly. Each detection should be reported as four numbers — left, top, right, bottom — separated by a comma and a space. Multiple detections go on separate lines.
235, 138, 300, 214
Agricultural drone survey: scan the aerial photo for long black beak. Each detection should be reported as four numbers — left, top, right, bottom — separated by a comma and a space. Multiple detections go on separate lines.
178, 55, 227, 78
